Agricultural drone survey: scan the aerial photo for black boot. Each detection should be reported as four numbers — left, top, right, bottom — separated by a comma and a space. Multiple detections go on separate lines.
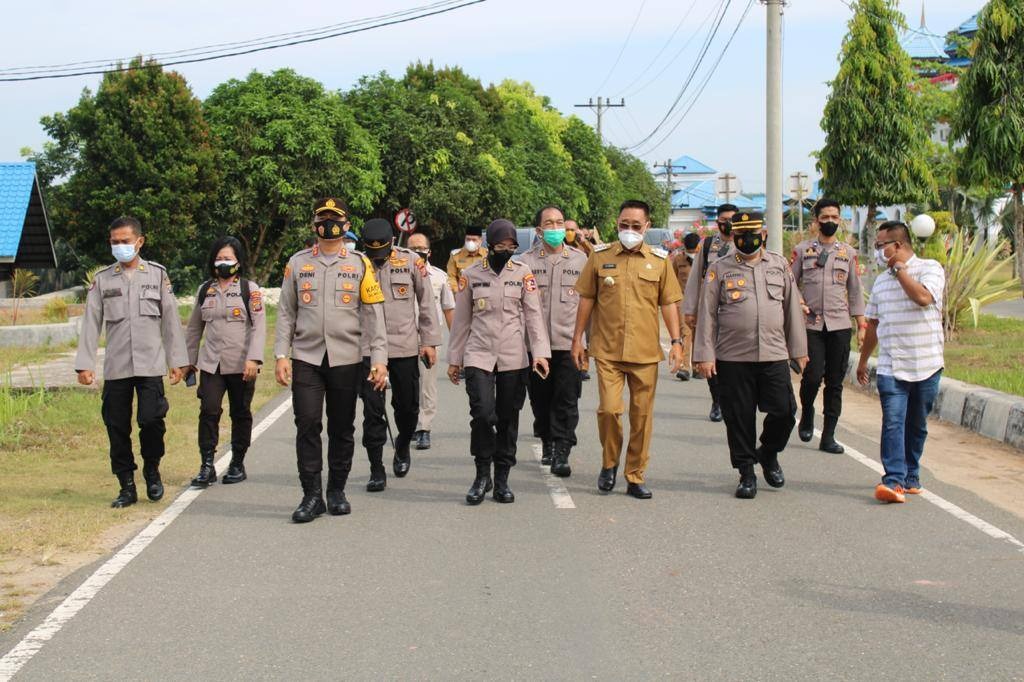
757, 447, 785, 488
735, 465, 757, 499
366, 448, 387, 492
540, 440, 554, 466
292, 476, 326, 523
709, 402, 723, 422
142, 461, 164, 501
190, 451, 217, 488
111, 471, 138, 508
819, 417, 845, 454
492, 464, 515, 503
326, 489, 351, 516
550, 442, 572, 477
598, 465, 618, 492
415, 430, 431, 450
798, 408, 815, 443
393, 441, 411, 478
465, 461, 493, 505
221, 451, 247, 484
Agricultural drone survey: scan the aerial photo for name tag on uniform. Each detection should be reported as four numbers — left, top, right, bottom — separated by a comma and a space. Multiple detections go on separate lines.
601, 264, 617, 270
102, 289, 122, 298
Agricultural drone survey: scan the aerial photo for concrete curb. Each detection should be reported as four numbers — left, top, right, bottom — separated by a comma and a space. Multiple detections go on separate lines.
0, 316, 82, 348
846, 351, 1024, 453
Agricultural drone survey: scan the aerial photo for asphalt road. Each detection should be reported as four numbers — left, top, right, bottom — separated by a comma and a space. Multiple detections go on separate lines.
3, 356, 1024, 680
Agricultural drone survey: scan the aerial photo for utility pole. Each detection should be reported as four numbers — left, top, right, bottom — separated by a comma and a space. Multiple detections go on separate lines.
654, 159, 677, 227
716, 173, 739, 203
574, 96, 626, 145
763, 0, 784, 253
788, 171, 808, 233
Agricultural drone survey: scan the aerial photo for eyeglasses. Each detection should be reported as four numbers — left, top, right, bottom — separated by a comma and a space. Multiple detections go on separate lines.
873, 240, 899, 250
490, 246, 516, 254
617, 223, 645, 231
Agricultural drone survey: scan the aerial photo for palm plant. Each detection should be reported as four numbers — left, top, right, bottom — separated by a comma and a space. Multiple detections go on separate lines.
942, 231, 1020, 338
10, 269, 40, 325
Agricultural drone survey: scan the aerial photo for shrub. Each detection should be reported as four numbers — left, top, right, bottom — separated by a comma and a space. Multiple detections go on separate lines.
41, 297, 69, 323
942, 231, 1021, 337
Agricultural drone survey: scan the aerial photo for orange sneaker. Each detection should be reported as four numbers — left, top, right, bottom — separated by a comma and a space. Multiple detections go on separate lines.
874, 483, 906, 504
904, 485, 922, 495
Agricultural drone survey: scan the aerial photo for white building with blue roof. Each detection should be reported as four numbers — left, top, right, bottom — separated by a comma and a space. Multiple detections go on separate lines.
0, 162, 57, 296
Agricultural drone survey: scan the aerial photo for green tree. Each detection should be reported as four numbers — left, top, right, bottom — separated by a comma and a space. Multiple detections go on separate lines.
23, 57, 221, 282
952, 0, 1024, 290
204, 69, 384, 283
816, 0, 936, 254
604, 146, 668, 237
559, 117, 618, 228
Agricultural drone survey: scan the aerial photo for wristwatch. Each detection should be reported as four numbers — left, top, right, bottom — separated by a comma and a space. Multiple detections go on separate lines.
889, 263, 907, 276
670, 338, 684, 346
275, 354, 287, 360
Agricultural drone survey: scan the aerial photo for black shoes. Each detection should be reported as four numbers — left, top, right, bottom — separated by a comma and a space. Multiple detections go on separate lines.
798, 408, 814, 443
626, 482, 652, 499
819, 417, 845, 454
676, 370, 691, 381
326, 489, 351, 515
111, 472, 138, 508
221, 457, 247, 484
757, 448, 785, 488
366, 462, 387, 492
550, 442, 571, 478
736, 466, 757, 499
492, 465, 514, 503
541, 441, 554, 466
191, 451, 217, 488
393, 444, 411, 478
292, 493, 326, 523
709, 403, 723, 422
466, 462, 493, 505
414, 430, 431, 450
598, 466, 618, 492
142, 462, 163, 501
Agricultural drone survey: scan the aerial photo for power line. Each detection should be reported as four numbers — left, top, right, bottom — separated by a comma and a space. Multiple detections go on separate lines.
0, 0, 487, 82
611, 0, 702, 98
590, 0, 648, 97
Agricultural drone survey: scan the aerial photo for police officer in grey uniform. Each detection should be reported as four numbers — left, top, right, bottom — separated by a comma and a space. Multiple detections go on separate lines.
185, 236, 267, 487
75, 216, 190, 508
683, 203, 738, 422
274, 198, 388, 523
693, 212, 808, 499
517, 205, 588, 477
448, 219, 551, 505
790, 198, 866, 454
358, 218, 442, 491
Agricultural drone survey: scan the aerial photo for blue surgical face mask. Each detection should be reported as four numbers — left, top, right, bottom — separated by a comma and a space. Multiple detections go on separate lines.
542, 229, 565, 247
111, 242, 138, 263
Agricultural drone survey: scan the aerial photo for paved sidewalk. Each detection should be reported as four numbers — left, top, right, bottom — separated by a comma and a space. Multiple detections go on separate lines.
1, 349, 102, 389
984, 297, 1024, 320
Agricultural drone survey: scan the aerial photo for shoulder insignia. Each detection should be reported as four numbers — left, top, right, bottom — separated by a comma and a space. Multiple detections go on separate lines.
707, 270, 716, 282
523, 273, 537, 292
451, 248, 461, 255
593, 243, 612, 252
506, 260, 519, 270
651, 247, 668, 259
283, 264, 292, 279
415, 258, 428, 277
458, 275, 468, 292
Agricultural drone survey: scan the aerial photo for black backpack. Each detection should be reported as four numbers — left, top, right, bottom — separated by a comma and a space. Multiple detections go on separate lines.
197, 278, 254, 327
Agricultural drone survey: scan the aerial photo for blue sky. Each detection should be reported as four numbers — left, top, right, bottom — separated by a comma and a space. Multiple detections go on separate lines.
0, 0, 978, 193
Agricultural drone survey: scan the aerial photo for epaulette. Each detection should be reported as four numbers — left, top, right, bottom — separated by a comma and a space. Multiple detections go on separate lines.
97, 262, 118, 274
593, 243, 612, 252
146, 260, 167, 272
505, 259, 520, 270
651, 247, 668, 259
451, 248, 461, 255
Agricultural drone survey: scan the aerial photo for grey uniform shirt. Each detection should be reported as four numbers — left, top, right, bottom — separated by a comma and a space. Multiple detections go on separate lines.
75, 259, 189, 380
448, 259, 551, 372
790, 239, 866, 332
683, 235, 735, 318
274, 245, 387, 367
516, 242, 588, 351
185, 278, 268, 374
359, 247, 442, 358
693, 251, 808, 363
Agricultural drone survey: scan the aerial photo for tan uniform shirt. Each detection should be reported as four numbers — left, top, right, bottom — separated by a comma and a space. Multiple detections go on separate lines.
75, 260, 189, 380
185, 277, 267, 374
670, 250, 694, 301
448, 259, 551, 372
359, 246, 442, 358
515, 242, 589, 351
274, 245, 387, 367
574, 242, 682, 364
790, 239, 866, 332
693, 251, 808, 363
446, 245, 487, 291
682, 235, 734, 318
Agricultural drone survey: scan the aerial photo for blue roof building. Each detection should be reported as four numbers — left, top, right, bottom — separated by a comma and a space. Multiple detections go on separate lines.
0, 162, 57, 283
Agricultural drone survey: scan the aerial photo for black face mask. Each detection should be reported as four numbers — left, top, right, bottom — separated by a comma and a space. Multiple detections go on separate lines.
214, 261, 239, 279
315, 219, 348, 240
717, 219, 732, 236
819, 221, 839, 237
488, 251, 514, 272
734, 233, 763, 255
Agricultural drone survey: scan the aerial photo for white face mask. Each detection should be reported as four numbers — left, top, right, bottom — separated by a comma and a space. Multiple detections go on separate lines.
342, 241, 356, 251
111, 241, 139, 263
618, 230, 644, 250
875, 248, 890, 269
465, 239, 480, 253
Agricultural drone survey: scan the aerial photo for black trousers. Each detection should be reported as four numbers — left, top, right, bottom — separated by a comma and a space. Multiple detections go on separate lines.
707, 374, 721, 405
361, 356, 420, 455
528, 350, 582, 447
799, 327, 852, 420
101, 376, 169, 476
716, 360, 797, 469
465, 366, 528, 468
291, 356, 361, 488
197, 369, 256, 456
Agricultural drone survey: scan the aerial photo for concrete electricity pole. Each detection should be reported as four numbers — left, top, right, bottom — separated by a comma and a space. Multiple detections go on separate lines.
654, 159, 676, 218
789, 171, 808, 232
717, 173, 739, 203
574, 97, 626, 145
763, 0, 784, 253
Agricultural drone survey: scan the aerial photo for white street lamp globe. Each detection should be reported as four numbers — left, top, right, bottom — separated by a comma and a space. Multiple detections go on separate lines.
910, 213, 936, 239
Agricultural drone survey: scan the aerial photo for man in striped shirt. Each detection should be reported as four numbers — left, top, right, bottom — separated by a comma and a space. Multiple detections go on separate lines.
857, 221, 945, 504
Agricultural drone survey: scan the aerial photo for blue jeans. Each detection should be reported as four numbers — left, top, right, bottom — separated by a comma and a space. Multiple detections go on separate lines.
876, 370, 942, 488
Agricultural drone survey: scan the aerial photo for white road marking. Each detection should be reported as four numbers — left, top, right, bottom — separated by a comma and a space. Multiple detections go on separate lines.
818, 428, 1024, 555
532, 443, 576, 509
0, 397, 294, 681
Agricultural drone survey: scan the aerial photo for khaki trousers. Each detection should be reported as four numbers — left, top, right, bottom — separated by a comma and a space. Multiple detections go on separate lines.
416, 359, 438, 432
594, 358, 659, 484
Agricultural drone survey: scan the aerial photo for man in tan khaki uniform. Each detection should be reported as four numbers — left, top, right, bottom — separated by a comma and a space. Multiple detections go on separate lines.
693, 212, 808, 500
448, 219, 551, 505
572, 200, 685, 499
446, 225, 487, 291
518, 205, 589, 477
669, 231, 701, 381
75, 216, 189, 508
274, 197, 388, 523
